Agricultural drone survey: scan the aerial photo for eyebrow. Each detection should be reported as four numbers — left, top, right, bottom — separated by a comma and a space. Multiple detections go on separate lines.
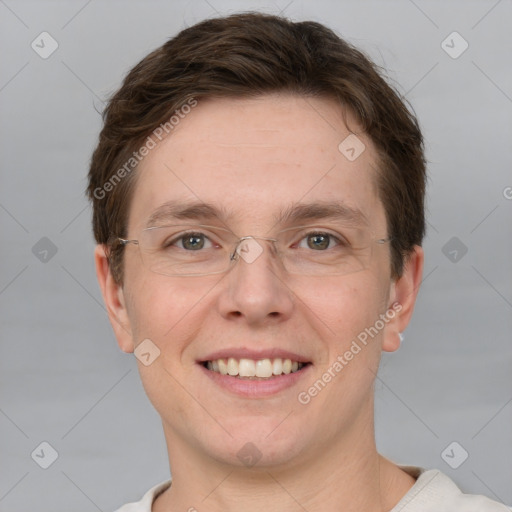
145, 200, 369, 229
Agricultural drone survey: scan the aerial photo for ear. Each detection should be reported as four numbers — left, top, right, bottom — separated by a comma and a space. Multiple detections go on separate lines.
382, 245, 424, 352
94, 244, 135, 353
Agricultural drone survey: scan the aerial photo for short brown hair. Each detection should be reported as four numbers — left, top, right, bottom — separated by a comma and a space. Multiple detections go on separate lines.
87, 11, 426, 283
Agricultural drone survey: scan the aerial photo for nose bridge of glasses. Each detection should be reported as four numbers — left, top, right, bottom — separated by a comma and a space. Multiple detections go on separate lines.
231, 235, 279, 265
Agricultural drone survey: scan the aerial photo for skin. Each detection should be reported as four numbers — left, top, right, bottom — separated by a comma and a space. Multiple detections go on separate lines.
95, 93, 424, 512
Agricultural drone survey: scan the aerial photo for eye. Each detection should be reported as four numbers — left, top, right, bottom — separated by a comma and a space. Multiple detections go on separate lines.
165, 231, 214, 251
296, 231, 347, 251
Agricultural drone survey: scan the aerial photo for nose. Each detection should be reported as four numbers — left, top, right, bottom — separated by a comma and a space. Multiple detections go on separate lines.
216, 236, 295, 326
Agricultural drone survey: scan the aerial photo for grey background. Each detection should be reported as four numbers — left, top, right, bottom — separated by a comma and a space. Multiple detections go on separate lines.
1, 0, 511, 510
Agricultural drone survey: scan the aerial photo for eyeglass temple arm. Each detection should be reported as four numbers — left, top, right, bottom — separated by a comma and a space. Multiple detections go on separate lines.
117, 238, 139, 246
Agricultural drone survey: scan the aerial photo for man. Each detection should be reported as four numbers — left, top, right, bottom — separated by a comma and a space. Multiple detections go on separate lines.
87, 12, 509, 512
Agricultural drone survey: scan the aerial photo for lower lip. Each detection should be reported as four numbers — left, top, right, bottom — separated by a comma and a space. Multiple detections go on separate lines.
199, 363, 312, 398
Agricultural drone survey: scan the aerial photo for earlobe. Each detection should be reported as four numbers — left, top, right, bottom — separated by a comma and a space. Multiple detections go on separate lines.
382, 245, 424, 353
94, 245, 135, 353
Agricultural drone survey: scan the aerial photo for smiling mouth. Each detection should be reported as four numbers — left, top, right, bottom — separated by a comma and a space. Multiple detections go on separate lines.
201, 357, 311, 380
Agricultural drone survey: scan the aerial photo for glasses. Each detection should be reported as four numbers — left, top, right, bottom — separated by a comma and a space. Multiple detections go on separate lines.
117, 223, 390, 277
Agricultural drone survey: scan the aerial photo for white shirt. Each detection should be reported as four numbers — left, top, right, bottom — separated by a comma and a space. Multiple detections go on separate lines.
114, 465, 511, 512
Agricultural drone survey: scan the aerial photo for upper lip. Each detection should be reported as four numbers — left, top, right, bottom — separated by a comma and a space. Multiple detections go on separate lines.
199, 348, 311, 364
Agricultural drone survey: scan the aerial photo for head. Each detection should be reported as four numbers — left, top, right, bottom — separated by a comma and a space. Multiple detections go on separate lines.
88, 12, 425, 471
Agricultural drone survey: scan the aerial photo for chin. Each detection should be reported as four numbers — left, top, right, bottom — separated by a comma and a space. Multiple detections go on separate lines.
204, 420, 308, 469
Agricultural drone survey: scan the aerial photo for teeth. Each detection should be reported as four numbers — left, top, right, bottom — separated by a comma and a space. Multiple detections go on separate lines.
239, 358, 256, 377
255, 359, 273, 378
205, 357, 305, 378
227, 357, 238, 376
218, 358, 228, 375
272, 358, 282, 375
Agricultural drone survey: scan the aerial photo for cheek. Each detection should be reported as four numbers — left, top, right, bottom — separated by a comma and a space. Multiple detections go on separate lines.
292, 275, 389, 436
125, 276, 214, 423
127, 276, 210, 342
305, 274, 388, 345
124, 268, 230, 374
304, 273, 389, 398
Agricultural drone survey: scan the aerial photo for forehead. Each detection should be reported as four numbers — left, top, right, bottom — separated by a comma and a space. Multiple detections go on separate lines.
128, 94, 386, 234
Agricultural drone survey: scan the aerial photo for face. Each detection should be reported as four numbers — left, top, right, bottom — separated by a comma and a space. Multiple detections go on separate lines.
98, 93, 421, 472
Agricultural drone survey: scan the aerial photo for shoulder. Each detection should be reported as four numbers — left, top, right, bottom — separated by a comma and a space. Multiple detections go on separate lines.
394, 466, 511, 512
113, 480, 172, 512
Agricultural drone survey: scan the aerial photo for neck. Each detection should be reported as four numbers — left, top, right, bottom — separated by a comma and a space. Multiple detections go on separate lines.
153, 409, 416, 512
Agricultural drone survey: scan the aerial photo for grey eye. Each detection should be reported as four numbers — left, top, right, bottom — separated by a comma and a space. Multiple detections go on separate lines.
166, 232, 214, 251
181, 233, 206, 250
306, 233, 331, 250
297, 232, 343, 251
